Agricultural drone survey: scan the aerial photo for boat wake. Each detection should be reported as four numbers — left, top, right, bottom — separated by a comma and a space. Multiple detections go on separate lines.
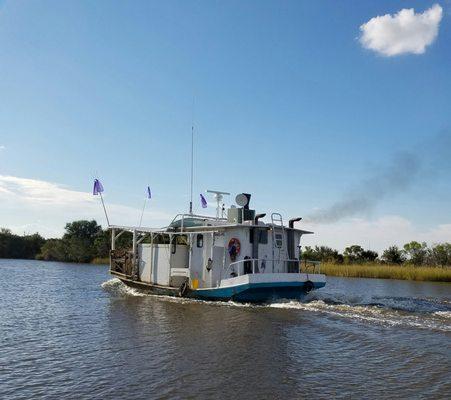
269, 299, 451, 332
101, 278, 451, 332
101, 278, 147, 297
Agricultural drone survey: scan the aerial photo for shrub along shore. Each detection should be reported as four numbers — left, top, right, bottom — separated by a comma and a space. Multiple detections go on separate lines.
1, 220, 450, 282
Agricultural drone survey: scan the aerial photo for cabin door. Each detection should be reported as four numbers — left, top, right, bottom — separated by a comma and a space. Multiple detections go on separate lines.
272, 227, 286, 273
210, 246, 224, 287
190, 234, 204, 288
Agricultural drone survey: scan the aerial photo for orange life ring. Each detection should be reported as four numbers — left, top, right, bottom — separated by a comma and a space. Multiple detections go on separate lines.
228, 238, 241, 261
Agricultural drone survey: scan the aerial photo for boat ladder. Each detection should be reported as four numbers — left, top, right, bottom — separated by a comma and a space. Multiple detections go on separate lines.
271, 213, 287, 271
271, 213, 285, 245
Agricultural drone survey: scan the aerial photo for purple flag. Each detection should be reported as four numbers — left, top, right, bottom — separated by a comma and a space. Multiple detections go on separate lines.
200, 193, 207, 208
147, 186, 152, 199
93, 179, 104, 195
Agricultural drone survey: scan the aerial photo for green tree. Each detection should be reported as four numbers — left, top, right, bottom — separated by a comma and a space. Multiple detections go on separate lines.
403, 241, 427, 265
382, 245, 405, 264
344, 245, 364, 263
65, 237, 93, 263
37, 239, 67, 261
302, 246, 343, 263
62, 220, 102, 262
427, 243, 451, 266
94, 230, 111, 258
302, 246, 318, 261
361, 249, 379, 262
0, 229, 45, 259
63, 220, 102, 241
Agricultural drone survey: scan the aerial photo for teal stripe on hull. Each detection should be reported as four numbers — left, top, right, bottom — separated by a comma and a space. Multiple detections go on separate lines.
190, 281, 326, 303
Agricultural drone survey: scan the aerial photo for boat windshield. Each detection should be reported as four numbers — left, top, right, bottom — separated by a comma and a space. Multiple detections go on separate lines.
168, 217, 206, 229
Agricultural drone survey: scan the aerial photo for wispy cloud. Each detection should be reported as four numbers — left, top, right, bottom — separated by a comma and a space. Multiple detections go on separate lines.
0, 145, 5, 151
0, 175, 172, 236
0, 175, 94, 205
359, 4, 443, 56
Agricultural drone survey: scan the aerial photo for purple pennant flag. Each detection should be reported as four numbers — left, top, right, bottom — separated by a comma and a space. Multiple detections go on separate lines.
93, 179, 104, 195
200, 193, 207, 208
147, 186, 152, 199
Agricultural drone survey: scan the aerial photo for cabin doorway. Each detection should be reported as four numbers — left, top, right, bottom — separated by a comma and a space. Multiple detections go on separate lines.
272, 227, 286, 273
210, 246, 224, 287
190, 234, 205, 288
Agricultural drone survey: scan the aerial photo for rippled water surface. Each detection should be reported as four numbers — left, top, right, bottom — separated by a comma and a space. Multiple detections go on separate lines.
1, 259, 450, 399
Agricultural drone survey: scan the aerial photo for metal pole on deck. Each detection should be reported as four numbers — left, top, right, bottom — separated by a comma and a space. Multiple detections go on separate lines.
138, 198, 147, 227
132, 229, 137, 278
99, 192, 110, 226
189, 125, 194, 214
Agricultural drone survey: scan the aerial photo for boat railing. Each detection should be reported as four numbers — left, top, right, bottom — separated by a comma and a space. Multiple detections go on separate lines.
110, 248, 135, 277
222, 258, 302, 280
299, 259, 321, 274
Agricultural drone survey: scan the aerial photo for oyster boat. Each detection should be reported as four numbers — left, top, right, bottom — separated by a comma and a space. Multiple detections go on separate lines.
109, 192, 325, 303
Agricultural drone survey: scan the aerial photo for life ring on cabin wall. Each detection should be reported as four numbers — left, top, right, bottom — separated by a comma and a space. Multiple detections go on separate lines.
228, 238, 241, 261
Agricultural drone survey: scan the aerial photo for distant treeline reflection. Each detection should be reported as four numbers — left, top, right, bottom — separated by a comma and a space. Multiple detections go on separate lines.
1, 220, 451, 268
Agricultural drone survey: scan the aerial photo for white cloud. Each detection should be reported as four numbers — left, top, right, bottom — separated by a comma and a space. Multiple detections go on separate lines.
0, 145, 5, 151
300, 215, 451, 253
0, 175, 172, 237
359, 4, 443, 56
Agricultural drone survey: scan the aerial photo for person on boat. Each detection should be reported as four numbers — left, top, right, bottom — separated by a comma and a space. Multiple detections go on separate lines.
261, 257, 266, 273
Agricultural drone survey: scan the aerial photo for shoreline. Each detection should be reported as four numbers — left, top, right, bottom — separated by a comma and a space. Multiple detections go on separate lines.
91, 257, 109, 265
2, 258, 450, 282
320, 263, 451, 282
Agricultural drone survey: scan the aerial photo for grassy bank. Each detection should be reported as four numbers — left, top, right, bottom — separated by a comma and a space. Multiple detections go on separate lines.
91, 257, 109, 265
321, 263, 451, 282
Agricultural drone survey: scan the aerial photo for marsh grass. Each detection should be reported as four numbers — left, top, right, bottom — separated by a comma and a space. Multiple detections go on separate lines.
91, 257, 109, 265
321, 263, 451, 282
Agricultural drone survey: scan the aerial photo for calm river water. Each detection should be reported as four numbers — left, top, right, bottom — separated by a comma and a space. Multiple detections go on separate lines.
1, 259, 450, 399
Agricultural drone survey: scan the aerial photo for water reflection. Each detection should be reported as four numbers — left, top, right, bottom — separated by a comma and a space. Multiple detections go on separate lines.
0, 260, 450, 400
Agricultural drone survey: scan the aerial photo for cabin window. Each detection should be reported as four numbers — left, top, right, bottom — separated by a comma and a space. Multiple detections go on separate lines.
250, 229, 268, 244
197, 234, 204, 248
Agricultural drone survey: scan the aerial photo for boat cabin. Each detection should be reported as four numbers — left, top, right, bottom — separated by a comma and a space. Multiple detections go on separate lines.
109, 193, 316, 292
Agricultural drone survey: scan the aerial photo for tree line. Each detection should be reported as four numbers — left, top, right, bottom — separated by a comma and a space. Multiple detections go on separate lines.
0, 220, 131, 263
302, 243, 451, 266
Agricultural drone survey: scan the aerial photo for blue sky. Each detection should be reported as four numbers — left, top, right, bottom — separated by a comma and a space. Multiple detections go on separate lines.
0, 1, 450, 251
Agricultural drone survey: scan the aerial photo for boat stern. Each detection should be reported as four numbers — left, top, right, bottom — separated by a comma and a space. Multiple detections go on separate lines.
191, 273, 326, 303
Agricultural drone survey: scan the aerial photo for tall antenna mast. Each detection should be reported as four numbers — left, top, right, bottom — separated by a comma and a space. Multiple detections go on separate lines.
189, 125, 194, 214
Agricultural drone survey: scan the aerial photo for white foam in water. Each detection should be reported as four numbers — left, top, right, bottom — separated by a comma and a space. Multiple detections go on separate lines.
101, 279, 451, 331
433, 311, 451, 319
101, 278, 147, 297
269, 300, 451, 332
101, 278, 257, 308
